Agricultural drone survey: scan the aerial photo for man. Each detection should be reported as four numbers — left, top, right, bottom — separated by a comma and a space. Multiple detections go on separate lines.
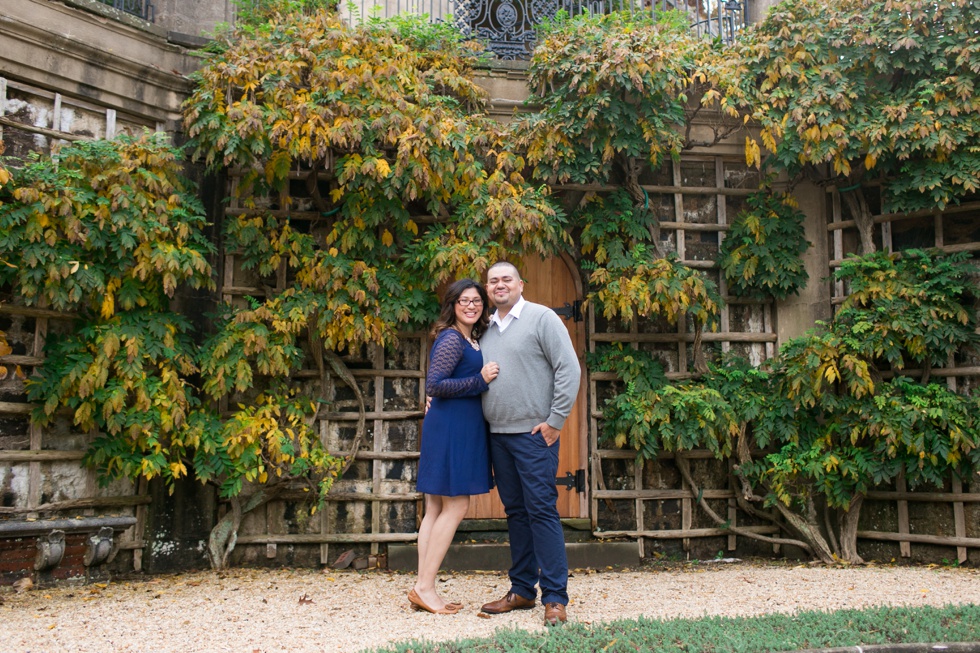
478, 261, 581, 626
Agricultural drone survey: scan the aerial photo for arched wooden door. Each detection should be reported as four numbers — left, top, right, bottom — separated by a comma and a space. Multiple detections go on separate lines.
465, 254, 588, 519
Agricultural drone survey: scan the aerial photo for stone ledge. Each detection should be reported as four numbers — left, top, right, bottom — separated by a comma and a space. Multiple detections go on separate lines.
0, 516, 137, 537
788, 644, 980, 653
60, 0, 166, 37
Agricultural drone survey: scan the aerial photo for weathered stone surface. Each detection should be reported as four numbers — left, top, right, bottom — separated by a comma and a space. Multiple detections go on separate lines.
0, 0, 199, 135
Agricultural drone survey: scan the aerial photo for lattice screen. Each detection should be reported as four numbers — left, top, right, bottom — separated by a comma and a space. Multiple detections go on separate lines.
220, 170, 426, 566
827, 186, 980, 563
574, 155, 782, 559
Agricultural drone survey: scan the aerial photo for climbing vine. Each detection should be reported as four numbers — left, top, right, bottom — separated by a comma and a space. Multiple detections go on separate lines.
596, 251, 980, 564
516, 11, 742, 369
5, 0, 976, 572
734, 0, 980, 254
719, 191, 809, 300
180, 9, 572, 565
0, 133, 216, 487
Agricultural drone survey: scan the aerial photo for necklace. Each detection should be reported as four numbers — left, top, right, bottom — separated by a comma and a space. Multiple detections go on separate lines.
454, 327, 480, 350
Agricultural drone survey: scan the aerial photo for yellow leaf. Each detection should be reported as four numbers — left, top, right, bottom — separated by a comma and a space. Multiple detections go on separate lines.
744, 137, 761, 168
381, 230, 393, 247
101, 292, 115, 320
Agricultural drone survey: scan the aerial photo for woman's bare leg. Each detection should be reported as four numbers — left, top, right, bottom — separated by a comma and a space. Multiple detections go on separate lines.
413, 495, 470, 610
415, 493, 442, 592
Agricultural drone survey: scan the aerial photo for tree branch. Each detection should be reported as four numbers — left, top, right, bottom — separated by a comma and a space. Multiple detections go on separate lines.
675, 455, 818, 554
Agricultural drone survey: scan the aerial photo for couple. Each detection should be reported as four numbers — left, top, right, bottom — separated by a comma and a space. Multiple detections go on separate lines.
409, 261, 581, 627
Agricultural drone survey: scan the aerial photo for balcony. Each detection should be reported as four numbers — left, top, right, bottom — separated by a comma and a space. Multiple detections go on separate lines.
341, 0, 748, 60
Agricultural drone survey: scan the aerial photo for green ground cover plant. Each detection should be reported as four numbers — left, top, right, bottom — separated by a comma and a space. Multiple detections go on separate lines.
369, 603, 980, 653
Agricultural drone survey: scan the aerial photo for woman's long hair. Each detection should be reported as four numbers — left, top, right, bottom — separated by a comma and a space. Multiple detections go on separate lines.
430, 278, 490, 340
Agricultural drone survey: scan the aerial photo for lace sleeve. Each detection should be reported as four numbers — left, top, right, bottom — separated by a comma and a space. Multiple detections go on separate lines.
425, 331, 489, 398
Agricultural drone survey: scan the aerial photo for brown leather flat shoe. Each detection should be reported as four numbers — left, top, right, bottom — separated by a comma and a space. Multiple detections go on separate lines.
481, 592, 535, 614
408, 589, 458, 615
544, 602, 567, 626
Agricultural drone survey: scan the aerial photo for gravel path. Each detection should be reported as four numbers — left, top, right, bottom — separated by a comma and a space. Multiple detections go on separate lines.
2, 562, 979, 652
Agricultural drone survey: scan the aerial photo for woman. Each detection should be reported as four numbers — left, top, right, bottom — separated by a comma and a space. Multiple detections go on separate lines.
409, 279, 499, 615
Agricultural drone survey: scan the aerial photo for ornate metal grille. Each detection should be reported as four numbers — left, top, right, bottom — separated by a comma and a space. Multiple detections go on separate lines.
98, 0, 155, 22
453, 0, 561, 60
344, 0, 747, 60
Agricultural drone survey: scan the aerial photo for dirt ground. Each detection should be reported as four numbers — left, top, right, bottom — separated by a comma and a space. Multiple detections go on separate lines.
2, 561, 979, 652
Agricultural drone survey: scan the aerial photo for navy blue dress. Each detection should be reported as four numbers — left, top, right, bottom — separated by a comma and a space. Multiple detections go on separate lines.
417, 329, 493, 496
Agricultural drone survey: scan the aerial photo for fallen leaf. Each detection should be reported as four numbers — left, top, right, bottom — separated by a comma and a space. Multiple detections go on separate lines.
13, 578, 34, 593
477, 612, 491, 619
298, 593, 314, 605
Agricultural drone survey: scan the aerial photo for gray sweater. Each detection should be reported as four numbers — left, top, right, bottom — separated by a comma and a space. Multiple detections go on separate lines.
480, 301, 581, 433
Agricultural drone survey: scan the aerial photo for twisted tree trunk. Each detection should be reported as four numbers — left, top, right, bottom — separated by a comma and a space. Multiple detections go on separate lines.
622, 157, 665, 259
206, 328, 368, 572
840, 186, 876, 255
675, 455, 822, 558
837, 494, 865, 564
731, 426, 837, 564
207, 485, 283, 570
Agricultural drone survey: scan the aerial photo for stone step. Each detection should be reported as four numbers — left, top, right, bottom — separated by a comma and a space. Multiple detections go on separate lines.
450, 518, 596, 544
388, 540, 639, 572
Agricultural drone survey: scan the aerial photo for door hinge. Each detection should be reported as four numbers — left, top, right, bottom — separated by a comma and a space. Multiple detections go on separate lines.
551, 300, 583, 322
555, 469, 586, 493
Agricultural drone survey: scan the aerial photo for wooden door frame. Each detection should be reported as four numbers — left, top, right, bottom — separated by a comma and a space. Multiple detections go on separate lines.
557, 251, 589, 520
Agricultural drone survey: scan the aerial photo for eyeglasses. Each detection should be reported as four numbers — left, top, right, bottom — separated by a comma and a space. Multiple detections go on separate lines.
456, 298, 484, 307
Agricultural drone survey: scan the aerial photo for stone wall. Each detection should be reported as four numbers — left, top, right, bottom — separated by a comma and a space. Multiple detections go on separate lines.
152, 0, 236, 39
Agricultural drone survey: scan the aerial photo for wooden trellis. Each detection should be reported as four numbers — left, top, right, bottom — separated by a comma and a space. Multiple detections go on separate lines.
827, 186, 980, 564
570, 154, 782, 559
219, 169, 429, 565
0, 76, 161, 160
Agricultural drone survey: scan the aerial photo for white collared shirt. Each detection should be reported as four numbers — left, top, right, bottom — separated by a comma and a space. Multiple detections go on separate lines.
490, 296, 526, 333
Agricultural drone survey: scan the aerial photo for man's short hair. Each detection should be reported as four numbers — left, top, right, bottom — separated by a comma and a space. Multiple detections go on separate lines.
487, 261, 522, 280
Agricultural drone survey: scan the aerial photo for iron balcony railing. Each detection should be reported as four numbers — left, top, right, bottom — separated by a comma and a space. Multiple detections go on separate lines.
98, 0, 155, 22
342, 0, 747, 60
